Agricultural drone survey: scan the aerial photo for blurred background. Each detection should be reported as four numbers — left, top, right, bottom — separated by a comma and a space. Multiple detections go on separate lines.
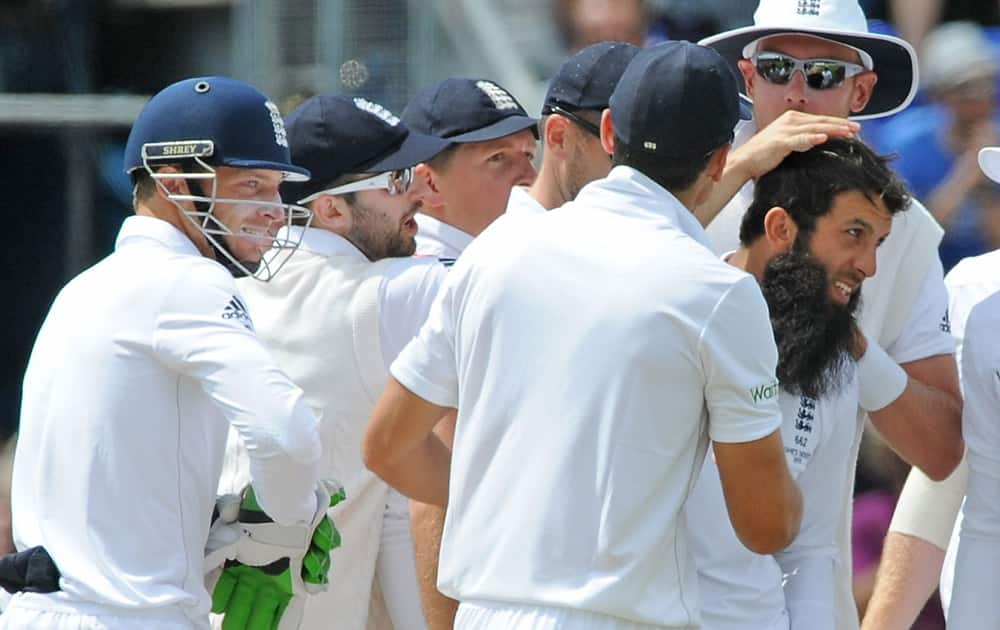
4, 1, 999, 625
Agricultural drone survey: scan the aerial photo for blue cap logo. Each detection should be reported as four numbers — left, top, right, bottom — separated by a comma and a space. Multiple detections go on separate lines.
353, 97, 401, 126
475, 81, 520, 111
264, 100, 289, 148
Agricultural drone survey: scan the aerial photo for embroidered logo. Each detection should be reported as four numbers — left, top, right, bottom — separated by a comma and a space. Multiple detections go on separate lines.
940, 309, 951, 333
785, 396, 818, 470
796, 0, 821, 16
264, 100, 289, 148
353, 98, 400, 126
476, 81, 519, 111
222, 295, 255, 332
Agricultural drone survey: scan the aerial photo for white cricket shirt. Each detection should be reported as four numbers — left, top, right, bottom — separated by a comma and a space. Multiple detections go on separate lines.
10, 216, 321, 627
504, 185, 546, 217
220, 225, 445, 630
935, 249, 1000, 616
947, 287, 1000, 629
688, 375, 859, 630
414, 212, 474, 263
391, 166, 784, 627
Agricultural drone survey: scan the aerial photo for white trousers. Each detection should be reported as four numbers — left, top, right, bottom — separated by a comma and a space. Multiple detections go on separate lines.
454, 601, 693, 630
0, 593, 201, 630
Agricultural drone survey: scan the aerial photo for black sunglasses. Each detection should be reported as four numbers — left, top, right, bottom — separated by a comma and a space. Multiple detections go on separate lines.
753, 52, 867, 91
544, 104, 603, 139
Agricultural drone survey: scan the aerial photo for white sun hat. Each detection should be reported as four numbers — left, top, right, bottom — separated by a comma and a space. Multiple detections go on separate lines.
978, 147, 1000, 184
698, 0, 919, 120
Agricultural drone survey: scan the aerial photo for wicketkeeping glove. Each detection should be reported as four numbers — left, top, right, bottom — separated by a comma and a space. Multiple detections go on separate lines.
210, 481, 346, 630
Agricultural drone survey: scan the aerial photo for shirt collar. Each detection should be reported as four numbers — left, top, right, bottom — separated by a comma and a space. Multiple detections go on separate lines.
414, 213, 474, 259
115, 215, 202, 257
278, 225, 369, 262
505, 186, 547, 216
591, 165, 713, 249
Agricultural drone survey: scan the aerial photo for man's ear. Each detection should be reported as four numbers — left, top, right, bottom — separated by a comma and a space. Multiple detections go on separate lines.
153, 165, 190, 200
849, 72, 878, 114
706, 143, 731, 183
310, 195, 350, 231
599, 109, 615, 156
737, 58, 757, 99
763, 206, 797, 254
414, 163, 445, 210
544, 115, 571, 158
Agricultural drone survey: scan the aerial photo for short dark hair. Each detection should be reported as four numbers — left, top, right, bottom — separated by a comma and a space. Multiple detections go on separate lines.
611, 136, 717, 192
740, 138, 911, 246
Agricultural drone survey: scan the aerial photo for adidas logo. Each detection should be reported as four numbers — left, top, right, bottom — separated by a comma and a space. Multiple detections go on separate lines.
222, 295, 255, 332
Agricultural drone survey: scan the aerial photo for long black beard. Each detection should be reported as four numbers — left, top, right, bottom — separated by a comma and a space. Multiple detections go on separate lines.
760, 248, 859, 399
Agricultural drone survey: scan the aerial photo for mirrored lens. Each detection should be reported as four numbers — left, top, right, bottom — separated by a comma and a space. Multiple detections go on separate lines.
803, 61, 847, 90
755, 53, 855, 91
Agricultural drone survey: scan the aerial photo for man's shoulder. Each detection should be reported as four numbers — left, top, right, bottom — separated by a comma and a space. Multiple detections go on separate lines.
946, 248, 1000, 290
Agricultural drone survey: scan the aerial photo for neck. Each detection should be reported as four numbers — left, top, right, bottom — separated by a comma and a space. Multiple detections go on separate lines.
729, 243, 769, 282
135, 200, 211, 257
528, 158, 565, 210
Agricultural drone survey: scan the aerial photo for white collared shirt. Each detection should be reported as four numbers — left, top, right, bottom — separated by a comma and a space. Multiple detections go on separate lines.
285, 226, 447, 367
10, 216, 321, 626
505, 185, 546, 217
391, 165, 783, 626
688, 375, 860, 630
414, 212, 474, 263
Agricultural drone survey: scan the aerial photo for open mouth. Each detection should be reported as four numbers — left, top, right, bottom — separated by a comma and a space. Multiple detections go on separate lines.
239, 225, 277, 244
833, 280, 855, 302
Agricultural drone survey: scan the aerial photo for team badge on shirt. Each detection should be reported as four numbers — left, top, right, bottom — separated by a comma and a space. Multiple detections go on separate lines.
222, 295, 255, 332
785, 396, 818, 473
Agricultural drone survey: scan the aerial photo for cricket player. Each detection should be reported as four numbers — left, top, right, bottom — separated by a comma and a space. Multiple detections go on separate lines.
215, 94, 451, 630
401, 77, 538, 261
861, 147, 1000, 628
406, 42, 639, 630
698, 2, 963, 626
687, 137, 911, 630
1, 77, 333, 630
364, 41, 803, 629
395, 76, 539, 629
505, 40, 639, 217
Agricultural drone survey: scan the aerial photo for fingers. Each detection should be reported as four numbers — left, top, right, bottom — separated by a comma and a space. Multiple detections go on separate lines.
789, 133, 830, 153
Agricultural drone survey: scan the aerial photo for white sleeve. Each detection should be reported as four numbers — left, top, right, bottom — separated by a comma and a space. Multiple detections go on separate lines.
885, 256, 955, 365
700, 276, 783, 443
947, 293, 1000, 629
389, 261, 462, 409
152, 263, 320, 525
378, 258, 447, 369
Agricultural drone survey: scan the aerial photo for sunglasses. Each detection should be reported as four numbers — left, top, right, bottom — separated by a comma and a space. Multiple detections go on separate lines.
298, 167, 415, 204
753, 52, 867, 90
544, 104, 602, 139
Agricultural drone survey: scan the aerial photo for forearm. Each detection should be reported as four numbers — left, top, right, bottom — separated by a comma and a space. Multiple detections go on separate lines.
859, 344, 963, 480
889, 459, 967, 547
410, 501, 459, 630
373, 434, 451, 506
860, 532, 946, 630
694, 154, 752, 226
869, 380, 963, 480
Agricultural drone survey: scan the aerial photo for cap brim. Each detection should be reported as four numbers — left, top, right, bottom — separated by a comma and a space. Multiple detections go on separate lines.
359, 130, 453, 173
446, 115, 539, 143
699, 25, 918, 120
224, 158, 311, 182
738, 96, 753, 120
978, 147, 1000, 184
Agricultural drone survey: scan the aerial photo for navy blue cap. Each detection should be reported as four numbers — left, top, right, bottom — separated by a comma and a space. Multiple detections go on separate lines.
281, 95, 451, 203
543, 41, 641, 113
402, 78, 539, 143
124, 76, 310, 182
610, 41, 751, 158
